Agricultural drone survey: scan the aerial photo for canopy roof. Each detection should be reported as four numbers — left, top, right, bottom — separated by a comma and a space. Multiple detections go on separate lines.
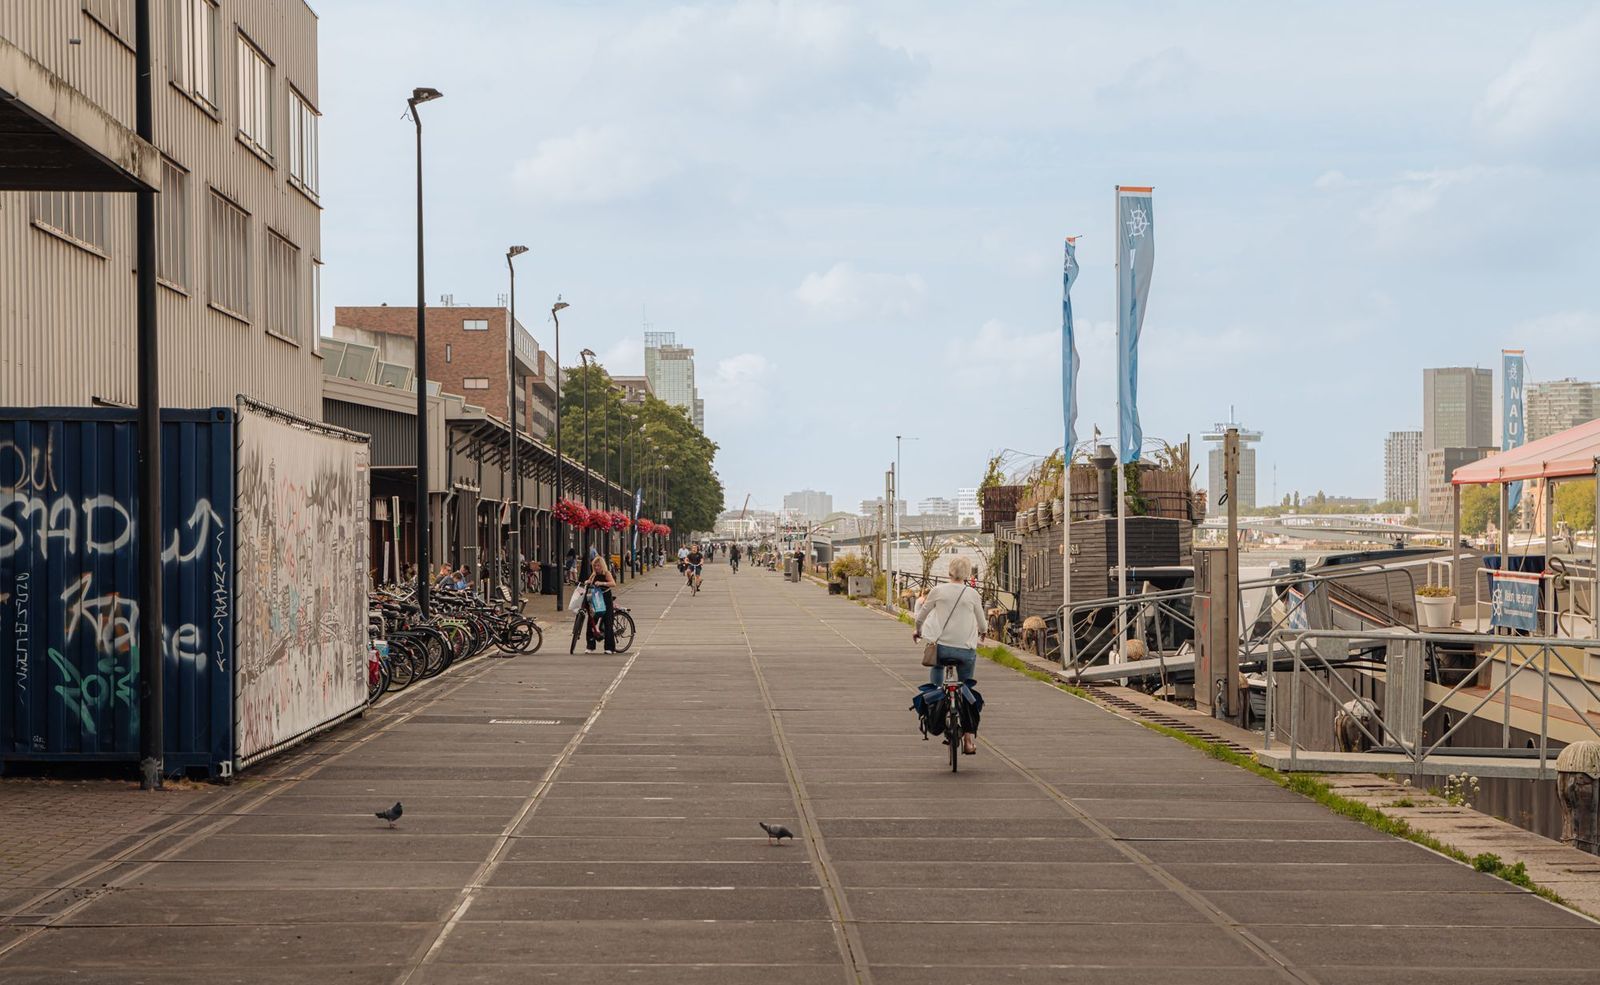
1452, 417, 1600, 485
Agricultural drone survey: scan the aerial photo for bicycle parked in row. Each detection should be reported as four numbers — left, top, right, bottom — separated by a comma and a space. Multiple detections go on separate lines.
366, 585, 542, 703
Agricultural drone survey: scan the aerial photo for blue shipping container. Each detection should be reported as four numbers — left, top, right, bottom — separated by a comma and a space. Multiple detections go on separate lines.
0, 408, 235, 776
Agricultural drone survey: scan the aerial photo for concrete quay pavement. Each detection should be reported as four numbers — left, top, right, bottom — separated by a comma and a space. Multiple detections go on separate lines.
3, 563, 1599, 983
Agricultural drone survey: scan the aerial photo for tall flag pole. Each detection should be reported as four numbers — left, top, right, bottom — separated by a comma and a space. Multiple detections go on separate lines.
1061, 236, 1081, 662
1115, 185, 1155, 663
1502, 349, 1525, 517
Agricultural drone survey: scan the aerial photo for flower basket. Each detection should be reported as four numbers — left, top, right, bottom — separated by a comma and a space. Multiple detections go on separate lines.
611, 510, 631, 530
553, 498, 590, 528
588, 510, 614, 531
1414, 587, 1456, 628
637, 519, 656, 535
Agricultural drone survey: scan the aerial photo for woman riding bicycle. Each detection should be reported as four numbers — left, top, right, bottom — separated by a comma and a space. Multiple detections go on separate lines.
912, 557, 986, 755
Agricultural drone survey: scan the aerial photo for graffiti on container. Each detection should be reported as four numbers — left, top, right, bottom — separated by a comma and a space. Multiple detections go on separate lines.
235, 410, 367, 760
1, 425, 232, 744
0, 431, 59, 494
48, 646, 136, 736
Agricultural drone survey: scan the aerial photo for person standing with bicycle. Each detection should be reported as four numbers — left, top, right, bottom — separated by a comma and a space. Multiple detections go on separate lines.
586, 554, 618, 653
912, 557, 986, 756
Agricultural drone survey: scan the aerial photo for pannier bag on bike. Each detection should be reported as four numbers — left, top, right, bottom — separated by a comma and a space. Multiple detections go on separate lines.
909, 682, 985, 738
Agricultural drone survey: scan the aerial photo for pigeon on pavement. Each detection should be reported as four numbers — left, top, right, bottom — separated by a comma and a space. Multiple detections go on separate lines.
376, 802, 403, 828
759, 821, 794, 845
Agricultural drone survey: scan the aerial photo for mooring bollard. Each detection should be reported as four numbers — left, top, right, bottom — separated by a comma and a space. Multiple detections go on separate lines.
1555, 741, 1600, 856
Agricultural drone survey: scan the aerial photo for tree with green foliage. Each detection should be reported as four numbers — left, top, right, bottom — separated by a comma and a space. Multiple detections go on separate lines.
1555, 480, 1596, 530
1460, 485, 1498, 536
558, 362, 724, 536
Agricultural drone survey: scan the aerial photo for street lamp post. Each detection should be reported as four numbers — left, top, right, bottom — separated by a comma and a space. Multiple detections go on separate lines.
408, 85, 443, 616
551, 300, 569, 608
579, 348, 596, 579
505, 245, 528, 609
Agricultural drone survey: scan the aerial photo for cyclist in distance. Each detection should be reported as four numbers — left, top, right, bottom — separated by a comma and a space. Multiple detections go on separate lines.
729, 543, 741, 573
685, 542, 705, 593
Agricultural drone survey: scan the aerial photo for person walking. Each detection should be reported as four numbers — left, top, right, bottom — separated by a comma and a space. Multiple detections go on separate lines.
912, 557, 986, 755
586, 553, 618, 653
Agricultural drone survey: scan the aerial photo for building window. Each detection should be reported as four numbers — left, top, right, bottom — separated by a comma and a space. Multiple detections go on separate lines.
83, 0, 134, 49
463, 377, 490, 390
463, 319, 488, 332
288, 88, 319, 196
445, 344, 453, 363
156, 159, 189, 290
207, 190, 250, 319
171, 0, 217, 109
311, 257, 323, 353
236, 34, 273, 158
265, 231, 301, 342
30, 191, 107, 253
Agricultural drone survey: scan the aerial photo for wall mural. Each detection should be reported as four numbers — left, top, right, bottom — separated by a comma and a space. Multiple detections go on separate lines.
235, 406, 369, 763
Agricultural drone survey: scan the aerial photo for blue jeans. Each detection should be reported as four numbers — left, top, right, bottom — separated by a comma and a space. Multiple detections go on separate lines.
930, 644, 977, 689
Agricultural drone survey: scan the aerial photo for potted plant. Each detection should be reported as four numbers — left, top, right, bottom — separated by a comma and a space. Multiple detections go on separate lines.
1415, 584, 1456, 628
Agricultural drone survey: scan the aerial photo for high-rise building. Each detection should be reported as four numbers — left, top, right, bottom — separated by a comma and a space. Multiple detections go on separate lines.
918, 497, 956, 517
1202, 419, 1261, 515
783, 489, 834, 522
1527, 379, 1600, 443
1422, 367, 1494, 453
956, 488, 980, 526
1424, 447, 1498, 522
612, 375, 654, 406
644, 331, 704, 431
1384, 430, 1422, 504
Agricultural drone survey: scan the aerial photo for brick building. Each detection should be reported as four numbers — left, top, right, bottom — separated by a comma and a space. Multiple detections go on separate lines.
332, 306, 557, 439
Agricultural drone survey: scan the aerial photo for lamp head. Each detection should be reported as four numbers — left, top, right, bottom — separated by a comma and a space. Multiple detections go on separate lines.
410, 87, 443, 105
507, 245, 528, 259
552, 301, 569, 314
580, 348, 596, 364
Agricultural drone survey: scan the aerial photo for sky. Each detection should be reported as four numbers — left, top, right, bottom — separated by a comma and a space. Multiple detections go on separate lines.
315, 0, 1600, 515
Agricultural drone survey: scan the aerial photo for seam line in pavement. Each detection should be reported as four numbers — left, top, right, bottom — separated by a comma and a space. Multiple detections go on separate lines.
731, 579, 873, 985
780, 585, 1324, 985
0, 649, 507, 960
395, 587, 680, 984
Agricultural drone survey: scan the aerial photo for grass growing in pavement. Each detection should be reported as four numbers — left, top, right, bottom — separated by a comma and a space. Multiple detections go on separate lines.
973, 639, 1580, 913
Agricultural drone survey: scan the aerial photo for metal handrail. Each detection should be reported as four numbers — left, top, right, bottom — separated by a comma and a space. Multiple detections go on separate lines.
1264, 626, 1600, 777
1058, 563, 1421, 670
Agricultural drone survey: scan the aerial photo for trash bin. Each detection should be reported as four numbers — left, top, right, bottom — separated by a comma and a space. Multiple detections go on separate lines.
541, 563, 561, 596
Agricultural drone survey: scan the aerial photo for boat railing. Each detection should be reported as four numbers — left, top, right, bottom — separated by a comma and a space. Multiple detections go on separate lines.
1263, 626, 1600, 778
1057, 564, 1420, 674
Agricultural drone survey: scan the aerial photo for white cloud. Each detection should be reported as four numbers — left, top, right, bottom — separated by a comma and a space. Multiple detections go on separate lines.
1313, 169, 1355, 191
794, 262, 926, 319
596, 0, 927, 118
700, 352, 775, 421
595, 336, 645, 375
511, 126, 678, 206
1095, 47, 1199, 105
1474, 9, 1600, 160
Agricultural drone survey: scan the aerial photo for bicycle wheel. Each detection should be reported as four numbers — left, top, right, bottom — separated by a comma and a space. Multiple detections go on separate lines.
502, 617, 542, 655
387, 638, 420, 690
947, 702, 960, 773
569, 611, 585, 654
612, 611, 636, 653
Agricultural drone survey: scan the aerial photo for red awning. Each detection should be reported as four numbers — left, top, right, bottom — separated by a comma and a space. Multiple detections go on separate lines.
1452, 417, 1600, 485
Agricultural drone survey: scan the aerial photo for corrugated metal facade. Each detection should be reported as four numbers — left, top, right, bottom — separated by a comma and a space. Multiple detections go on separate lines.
0, 1, 323, 419
0, 407, 235, 776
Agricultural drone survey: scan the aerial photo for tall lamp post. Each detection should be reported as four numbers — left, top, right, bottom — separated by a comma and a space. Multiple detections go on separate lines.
408, 85, 443, 615
579, 348, 597, 579
551, 300, 569, 608
505, 245, 528, 608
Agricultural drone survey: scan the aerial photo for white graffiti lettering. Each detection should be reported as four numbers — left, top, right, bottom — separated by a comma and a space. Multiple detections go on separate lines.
163, 499, 224, 564
0, 493, 133, 561
0, 433, 58, 494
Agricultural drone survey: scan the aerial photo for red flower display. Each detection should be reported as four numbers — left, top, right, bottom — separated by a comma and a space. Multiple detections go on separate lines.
612, 510, 631, 530
588, 510, 614, 531
553, 499, 590, 528
637, 518, 656, 534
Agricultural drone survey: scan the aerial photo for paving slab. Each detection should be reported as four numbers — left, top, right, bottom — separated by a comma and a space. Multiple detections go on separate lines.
5, 569, 1592, 983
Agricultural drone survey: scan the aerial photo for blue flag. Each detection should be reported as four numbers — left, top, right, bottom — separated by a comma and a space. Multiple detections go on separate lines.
1062, 237, 1081, 458
1116, 187, 1155, 464
1502, 350, 1525, 514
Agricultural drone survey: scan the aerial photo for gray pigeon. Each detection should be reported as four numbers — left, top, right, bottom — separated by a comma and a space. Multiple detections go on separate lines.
376, 802, 403, 828
758, 821, 793, 845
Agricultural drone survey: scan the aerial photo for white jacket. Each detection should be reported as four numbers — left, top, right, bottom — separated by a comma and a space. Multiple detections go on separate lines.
915, 582, 985, 650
